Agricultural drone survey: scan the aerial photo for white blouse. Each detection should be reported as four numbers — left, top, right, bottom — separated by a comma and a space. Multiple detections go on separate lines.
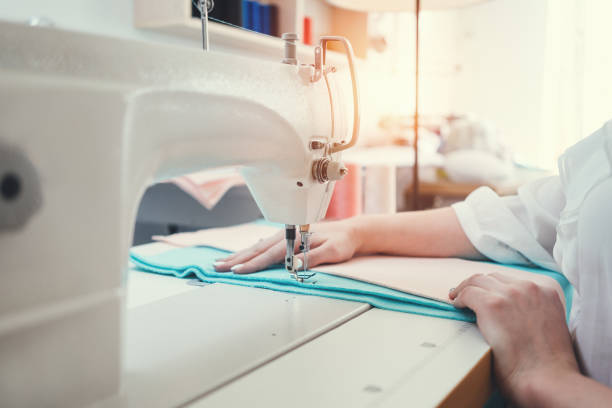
452, 120, 612, 386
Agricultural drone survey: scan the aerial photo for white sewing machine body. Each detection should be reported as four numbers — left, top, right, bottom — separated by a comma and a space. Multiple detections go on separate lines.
0, 21, 351, 406
0, 21, 492, 408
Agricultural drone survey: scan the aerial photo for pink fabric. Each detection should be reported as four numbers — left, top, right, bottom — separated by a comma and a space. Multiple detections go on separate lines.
169, 167, 244, 210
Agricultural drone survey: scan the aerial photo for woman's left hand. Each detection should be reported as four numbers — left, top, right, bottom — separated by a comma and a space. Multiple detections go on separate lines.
449, 273, 579, 405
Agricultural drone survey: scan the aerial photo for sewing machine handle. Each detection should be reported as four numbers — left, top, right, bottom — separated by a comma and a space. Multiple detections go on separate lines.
319, 36, 360, 154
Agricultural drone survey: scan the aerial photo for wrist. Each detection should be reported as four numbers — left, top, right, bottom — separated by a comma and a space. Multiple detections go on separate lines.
512, 365, 581, 408
345, 215, 374, 255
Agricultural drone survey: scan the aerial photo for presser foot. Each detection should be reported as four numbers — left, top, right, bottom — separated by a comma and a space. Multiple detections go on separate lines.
285, 257, 317, 283
294, 269, 317, 283
285, 224, 316, 283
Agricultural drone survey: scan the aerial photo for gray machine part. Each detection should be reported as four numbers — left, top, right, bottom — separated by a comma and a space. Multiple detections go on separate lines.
133, 183, 262, 245
0, 144, 42, 231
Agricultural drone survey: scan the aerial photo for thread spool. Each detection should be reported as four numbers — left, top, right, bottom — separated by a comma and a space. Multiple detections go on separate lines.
325, 162, 362, 220
363, 164, 396, 214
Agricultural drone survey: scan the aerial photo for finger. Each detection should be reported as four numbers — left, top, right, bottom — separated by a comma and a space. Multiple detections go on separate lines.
232, 232, 316, 273
293, 235, 328, 268
308, 233, 327, 248
452, 285, 496, 311
217, 231, 282, 262
449, 274, 482, 300
232, 241, 286, 274
223, 230, 284, 261
214, 253, 254, 271
487, 272, 516, 284
214, 233, 283, 271
294, 243, 343, 270
449, 273, 506, 300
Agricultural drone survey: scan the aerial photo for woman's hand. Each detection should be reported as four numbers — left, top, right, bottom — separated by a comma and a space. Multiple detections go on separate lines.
213, 219, 364, 274
449, 273, 580, 405
213, 208, 482, 274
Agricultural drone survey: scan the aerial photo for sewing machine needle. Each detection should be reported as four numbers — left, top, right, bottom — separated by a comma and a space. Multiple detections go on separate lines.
299, 224, 311, 274
285, 224, 298, 281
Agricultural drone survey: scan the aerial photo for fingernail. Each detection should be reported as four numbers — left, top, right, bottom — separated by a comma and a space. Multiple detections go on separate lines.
213, 261, 225, 267
295, 258, 303, 271
231, 264, 244, 273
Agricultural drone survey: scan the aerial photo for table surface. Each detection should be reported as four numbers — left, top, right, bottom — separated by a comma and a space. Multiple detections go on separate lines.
105, 242, 492, 408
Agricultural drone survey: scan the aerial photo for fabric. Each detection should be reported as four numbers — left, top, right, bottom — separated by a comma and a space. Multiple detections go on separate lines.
130, 245, 572, 324
153, 222, 278, 250
452, 119, 612, 385
169, 167, 244, 210
314, 255, 570, 312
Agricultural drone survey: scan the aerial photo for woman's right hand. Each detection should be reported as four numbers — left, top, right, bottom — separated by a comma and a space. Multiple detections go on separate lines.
213, 218, 364, 274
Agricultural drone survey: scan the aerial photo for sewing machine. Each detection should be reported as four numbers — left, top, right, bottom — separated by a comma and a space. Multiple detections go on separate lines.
0, 14, 360, 403
0, 19, 491, 408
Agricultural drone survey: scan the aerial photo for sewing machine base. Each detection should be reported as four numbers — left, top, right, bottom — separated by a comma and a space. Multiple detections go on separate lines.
100, 245, 492, 408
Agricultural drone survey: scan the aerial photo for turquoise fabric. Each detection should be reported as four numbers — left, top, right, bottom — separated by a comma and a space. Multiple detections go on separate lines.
130, 245, 574, 323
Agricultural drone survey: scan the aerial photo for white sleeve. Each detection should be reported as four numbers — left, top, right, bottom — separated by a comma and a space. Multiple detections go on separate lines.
451, 176, 565, 271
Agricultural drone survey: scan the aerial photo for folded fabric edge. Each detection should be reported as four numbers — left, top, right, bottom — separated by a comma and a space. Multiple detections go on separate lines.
129, 262, 475, 323
129, 251, 455, 312
129, 250, 571, 322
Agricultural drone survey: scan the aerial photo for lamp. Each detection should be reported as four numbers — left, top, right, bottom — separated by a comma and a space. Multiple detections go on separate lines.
327, 0, 490, 209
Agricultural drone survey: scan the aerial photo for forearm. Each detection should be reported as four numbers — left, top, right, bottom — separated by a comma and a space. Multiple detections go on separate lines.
517, 369, 612, 408
348, 207, 483, 259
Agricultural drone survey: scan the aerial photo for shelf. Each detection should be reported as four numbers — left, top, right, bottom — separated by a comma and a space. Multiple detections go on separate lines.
134, 0, 367, 61
148, 18, 340, 63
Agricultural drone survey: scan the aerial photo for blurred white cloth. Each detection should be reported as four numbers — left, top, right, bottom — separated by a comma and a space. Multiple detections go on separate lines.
452, 120, 612, 386
169, 167, 244, 210
440, 117, 509, 160
444, 149, 513, 184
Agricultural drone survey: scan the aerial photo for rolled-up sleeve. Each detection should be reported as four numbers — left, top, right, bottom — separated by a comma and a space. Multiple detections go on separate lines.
452, 176, 565, 271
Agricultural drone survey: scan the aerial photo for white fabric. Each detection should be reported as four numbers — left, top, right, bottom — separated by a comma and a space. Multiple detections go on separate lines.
452, 120, 612, 386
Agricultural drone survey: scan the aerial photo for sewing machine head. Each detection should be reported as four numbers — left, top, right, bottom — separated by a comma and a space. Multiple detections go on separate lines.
192, 1, 361, 281
0, 20, 359, 406
264, 34, 361, 282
